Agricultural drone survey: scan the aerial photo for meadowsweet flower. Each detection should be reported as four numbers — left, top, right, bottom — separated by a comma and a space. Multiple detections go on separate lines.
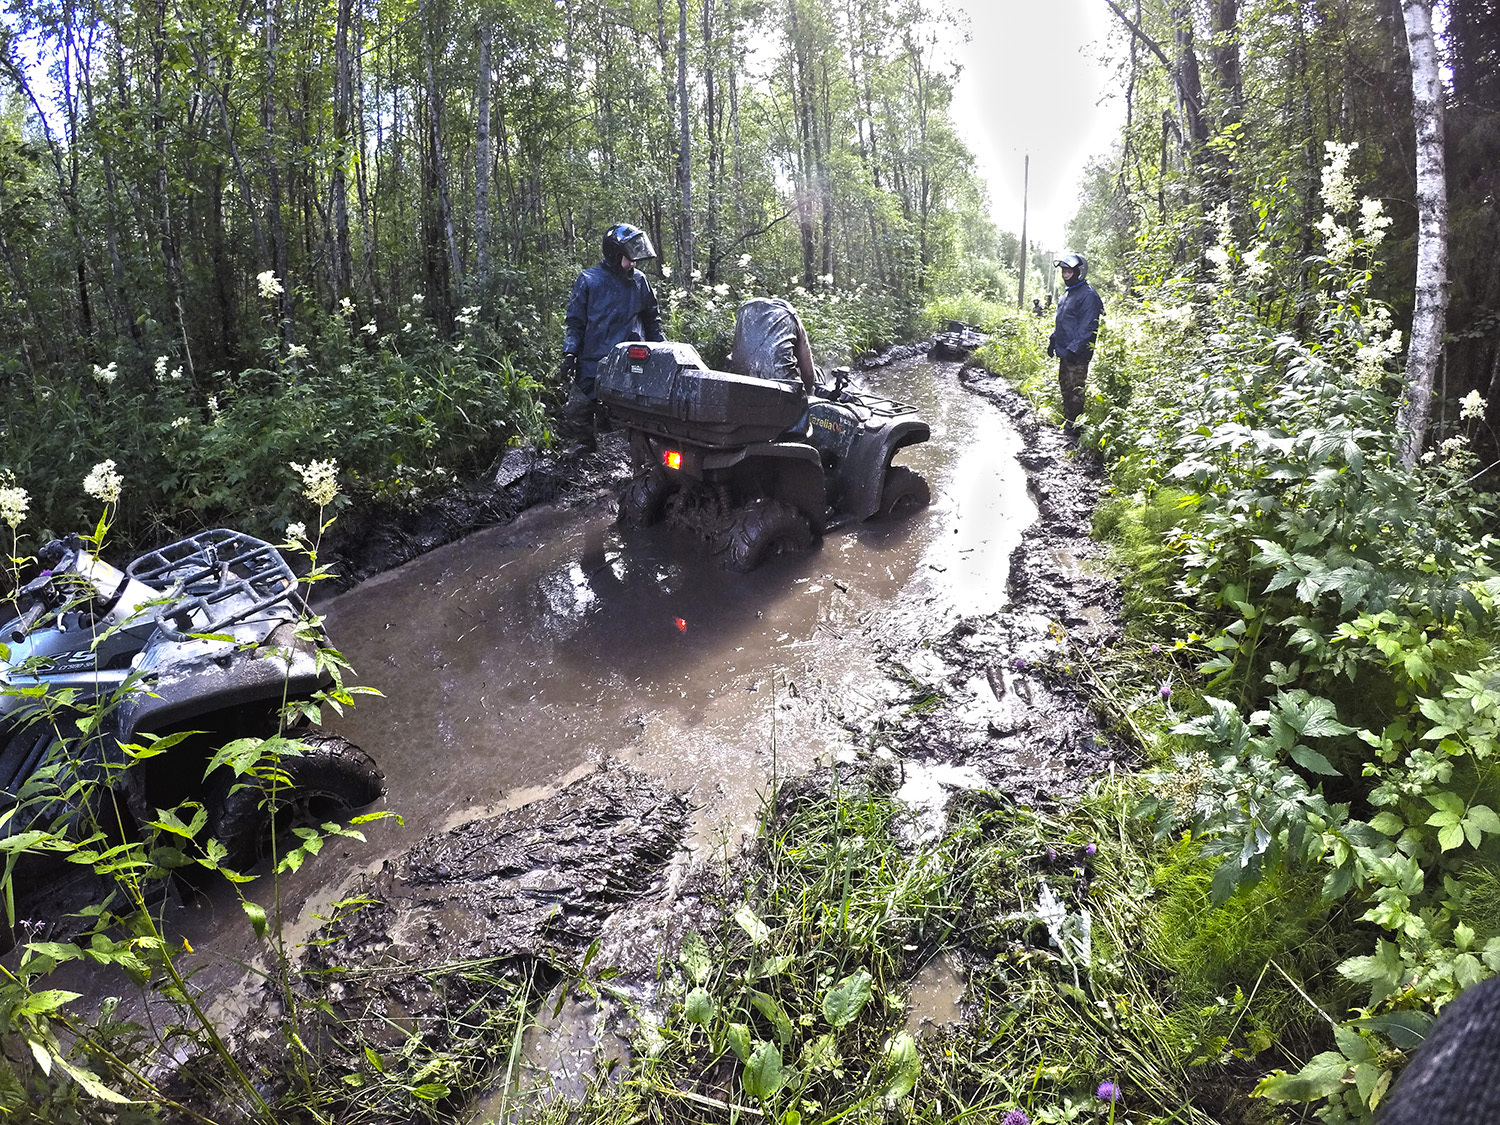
1316, 215, 1356, 264
1359, 197, 1392, 246
171, 416, 191, 429
154, 355, 168, 378
339, 296, 354, 316
361, 321, 378, 335
169, 366, 183, 380
1460, 389, 1486, 420
713, 283, 730, 297
286, 521, 307, 541
411, 293, 424, 304
83, 459, 123, 504
291, 458, 339, 507
402, 321, 412, 333
1243, 242, 1271, 281
691, 268, 702, 281
1002, 1111, 1030, 1125
0, 474, 29, 528
287, 343, 309, 360
738, 253, 752, 268
1097, 1080, 1121, 1103
92, 361, 118, 384
257, 270, 284, 298
1441, 434, 1469, 455
1321, 141, 1358, 213
660, 264, 672, 279
456, 305, 481, 327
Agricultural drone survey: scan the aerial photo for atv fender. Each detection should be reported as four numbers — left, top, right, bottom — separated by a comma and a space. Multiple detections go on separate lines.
702, 443, 827, 534
839, 419, 931, 521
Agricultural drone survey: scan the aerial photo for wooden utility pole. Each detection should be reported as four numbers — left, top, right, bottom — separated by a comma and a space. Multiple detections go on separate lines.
1018, 153, 1029, 309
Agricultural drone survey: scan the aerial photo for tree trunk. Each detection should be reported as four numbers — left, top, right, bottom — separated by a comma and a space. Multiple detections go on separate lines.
677, 0, 693, 279
331, 0, 354, 299
475, 21, 493, 294
1396, 0, 1448, 466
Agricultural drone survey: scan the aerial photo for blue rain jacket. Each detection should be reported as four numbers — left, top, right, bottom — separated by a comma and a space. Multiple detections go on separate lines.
563, 261, 665, 391
1048, 279, 1104, 363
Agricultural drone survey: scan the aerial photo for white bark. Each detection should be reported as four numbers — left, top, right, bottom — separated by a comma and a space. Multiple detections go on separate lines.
1396, 0, 1448, 467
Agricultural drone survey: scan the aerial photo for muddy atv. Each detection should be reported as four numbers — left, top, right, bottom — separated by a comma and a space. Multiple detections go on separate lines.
928, 320, 986, 360
0, 530, 384, 947
596, 340, 931, 571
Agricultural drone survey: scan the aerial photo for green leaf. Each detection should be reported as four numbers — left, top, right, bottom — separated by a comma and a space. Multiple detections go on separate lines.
1352, 1010, 1433, 1050
734, 904, 770, 946
409, 1083, 450, 1100
821, 968, 873, 1029
881, 1031, 921, 1099
742, 1040, 785, 1102
684, 987, 714, 1027
1289, 743, 1340, 776
1253, 1051, 1350, 1101
242, 900, 268, 939
1369, 812, 1405, 836
726, 1022, 753, 1063
679, 929, 711, 984
751, 991, 794, 1047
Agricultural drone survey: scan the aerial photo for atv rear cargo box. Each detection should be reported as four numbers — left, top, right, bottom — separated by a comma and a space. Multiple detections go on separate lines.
596, 341, 805, 448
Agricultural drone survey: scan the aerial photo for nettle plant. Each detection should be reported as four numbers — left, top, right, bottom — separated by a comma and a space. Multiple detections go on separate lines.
1130, 146, 1500, 1122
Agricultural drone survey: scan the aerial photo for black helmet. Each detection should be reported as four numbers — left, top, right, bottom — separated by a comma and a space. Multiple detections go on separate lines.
1055, 253, 1088, 281
603, 223, 657, 266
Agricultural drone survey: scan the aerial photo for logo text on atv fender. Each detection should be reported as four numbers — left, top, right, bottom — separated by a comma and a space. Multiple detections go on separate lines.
812, 416, 845, 433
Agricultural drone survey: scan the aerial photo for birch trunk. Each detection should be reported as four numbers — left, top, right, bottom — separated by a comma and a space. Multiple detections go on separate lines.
1396, 0, 1448, 466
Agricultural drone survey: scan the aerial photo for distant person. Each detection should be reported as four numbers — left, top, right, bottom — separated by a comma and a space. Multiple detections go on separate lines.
727, 296, 816, 395
1032, 297, 1045, 317
1046, 253, 1104, 430
561, 223, 665, 432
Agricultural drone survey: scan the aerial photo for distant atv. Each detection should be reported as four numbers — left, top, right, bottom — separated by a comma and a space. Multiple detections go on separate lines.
928, 320, 986, 360
0, 530, 384, 946
596, 340, 931, 571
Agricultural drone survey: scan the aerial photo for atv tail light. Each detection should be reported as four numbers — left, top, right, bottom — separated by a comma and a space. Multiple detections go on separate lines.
627, 344, 650, 360
663, 449, 683, 470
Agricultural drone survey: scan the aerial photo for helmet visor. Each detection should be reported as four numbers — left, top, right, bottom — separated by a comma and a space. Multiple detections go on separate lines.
1055, 255, 1082, 270
620, 230, 657, 262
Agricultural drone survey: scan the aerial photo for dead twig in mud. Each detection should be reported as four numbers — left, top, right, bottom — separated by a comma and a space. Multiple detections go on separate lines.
647, 1082, 766, 1116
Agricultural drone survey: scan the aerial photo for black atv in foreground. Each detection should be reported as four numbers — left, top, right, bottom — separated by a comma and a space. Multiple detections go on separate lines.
0, 530, 384, 947
596, 340, 931, 571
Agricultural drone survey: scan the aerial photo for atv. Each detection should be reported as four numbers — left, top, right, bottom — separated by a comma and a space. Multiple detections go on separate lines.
596, 340, 931, 571
0, 529, 384, 946
928, 320, 986, 360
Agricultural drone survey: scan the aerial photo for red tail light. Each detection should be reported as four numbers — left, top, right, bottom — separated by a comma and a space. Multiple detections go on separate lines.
627, 344, 650, 360
663, 450, 682, 470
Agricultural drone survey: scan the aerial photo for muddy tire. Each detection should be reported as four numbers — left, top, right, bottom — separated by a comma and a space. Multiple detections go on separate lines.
618, 472, 674, 528
724, 500, 813, 572
877, 465, 930, 520
206, 733, 384, 870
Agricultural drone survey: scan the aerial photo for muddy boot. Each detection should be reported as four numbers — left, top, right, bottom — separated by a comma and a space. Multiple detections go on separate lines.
563, 387, 598, 452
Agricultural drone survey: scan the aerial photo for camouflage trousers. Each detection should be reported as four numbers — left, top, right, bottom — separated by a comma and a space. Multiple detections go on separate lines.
1058, 359, 1090, 425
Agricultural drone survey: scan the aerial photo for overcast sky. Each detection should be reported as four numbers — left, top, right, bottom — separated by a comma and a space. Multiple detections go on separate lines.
944, 0, 1124, 254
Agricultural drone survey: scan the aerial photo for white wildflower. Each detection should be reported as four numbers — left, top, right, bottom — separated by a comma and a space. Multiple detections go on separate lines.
411, 293, 424, 304
154, 355, 168, 378
1243, 243, 1272, 281
1441, 434, 1469, 455
287, 343, 309, 360
1460, 390, 1487, 420
286, 521, 307, 542
207, 394, 221, 420
744, 274, 756, 288
290, 458, 339, 507
691, 269, 702, 282
1317, 215, 1356, 264
660, 264, 673, 279
0, 475, 29, 529
257, 270, 284, 299
738, 253, 752, 268
456, 305, 481, 327
1320, 141, 1358, 213
339, 297, 354, 316
83, 459, 123, 504
169, 366, 183, 380
92, 361, 118, 384
402, 321, 412, 332
171, 416, 192, 429
713, 283, 730, 297
1359, 197, 1392, 246
818, 273, 834, 286
361, 321, 378, 335
1206, 245, 1234, 282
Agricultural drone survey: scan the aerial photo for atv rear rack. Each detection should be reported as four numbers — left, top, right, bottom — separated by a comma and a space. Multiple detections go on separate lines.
126, 529, 303, 637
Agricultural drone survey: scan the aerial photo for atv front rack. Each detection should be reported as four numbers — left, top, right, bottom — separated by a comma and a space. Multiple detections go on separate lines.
126, 530, 303, 638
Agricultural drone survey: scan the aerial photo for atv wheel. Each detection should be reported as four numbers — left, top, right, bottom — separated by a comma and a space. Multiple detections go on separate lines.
618, 471, 674, 528
877, 465, 930, 520
207, 733, 384, 870
724, 500, 814, 572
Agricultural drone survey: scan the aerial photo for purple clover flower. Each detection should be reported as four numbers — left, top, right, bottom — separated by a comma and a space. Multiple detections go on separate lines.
1012, 656, 1028, 672
1002, 1111, 1030, 1125
1097, 1080, 1121, 1103
1159, 681, 1172, 702
1085, 842, 1097, 857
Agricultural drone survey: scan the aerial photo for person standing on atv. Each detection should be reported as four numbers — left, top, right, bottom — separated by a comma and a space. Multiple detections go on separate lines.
1046, 252, 1104, 430
727, 296, 816, 395
561, 223, 666, 428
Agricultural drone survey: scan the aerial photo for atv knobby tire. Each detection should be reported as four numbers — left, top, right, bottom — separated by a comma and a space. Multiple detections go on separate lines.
618, 471, 674, 528
207, 733, 384, 870
724, 499, 814, 572
877, 465, 931, 520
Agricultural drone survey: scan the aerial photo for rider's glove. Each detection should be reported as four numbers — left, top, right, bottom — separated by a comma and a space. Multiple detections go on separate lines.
559, 353, 579, 383
1046, 341, 1056, 358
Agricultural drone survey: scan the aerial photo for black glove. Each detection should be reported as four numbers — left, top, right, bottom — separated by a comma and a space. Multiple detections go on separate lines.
559, 353, 579, 382
1046, 341, 1056, 358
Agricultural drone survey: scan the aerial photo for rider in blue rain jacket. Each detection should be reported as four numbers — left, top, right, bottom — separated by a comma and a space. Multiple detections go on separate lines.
561, 224, 666, 410
1046, 252, 1104, 429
